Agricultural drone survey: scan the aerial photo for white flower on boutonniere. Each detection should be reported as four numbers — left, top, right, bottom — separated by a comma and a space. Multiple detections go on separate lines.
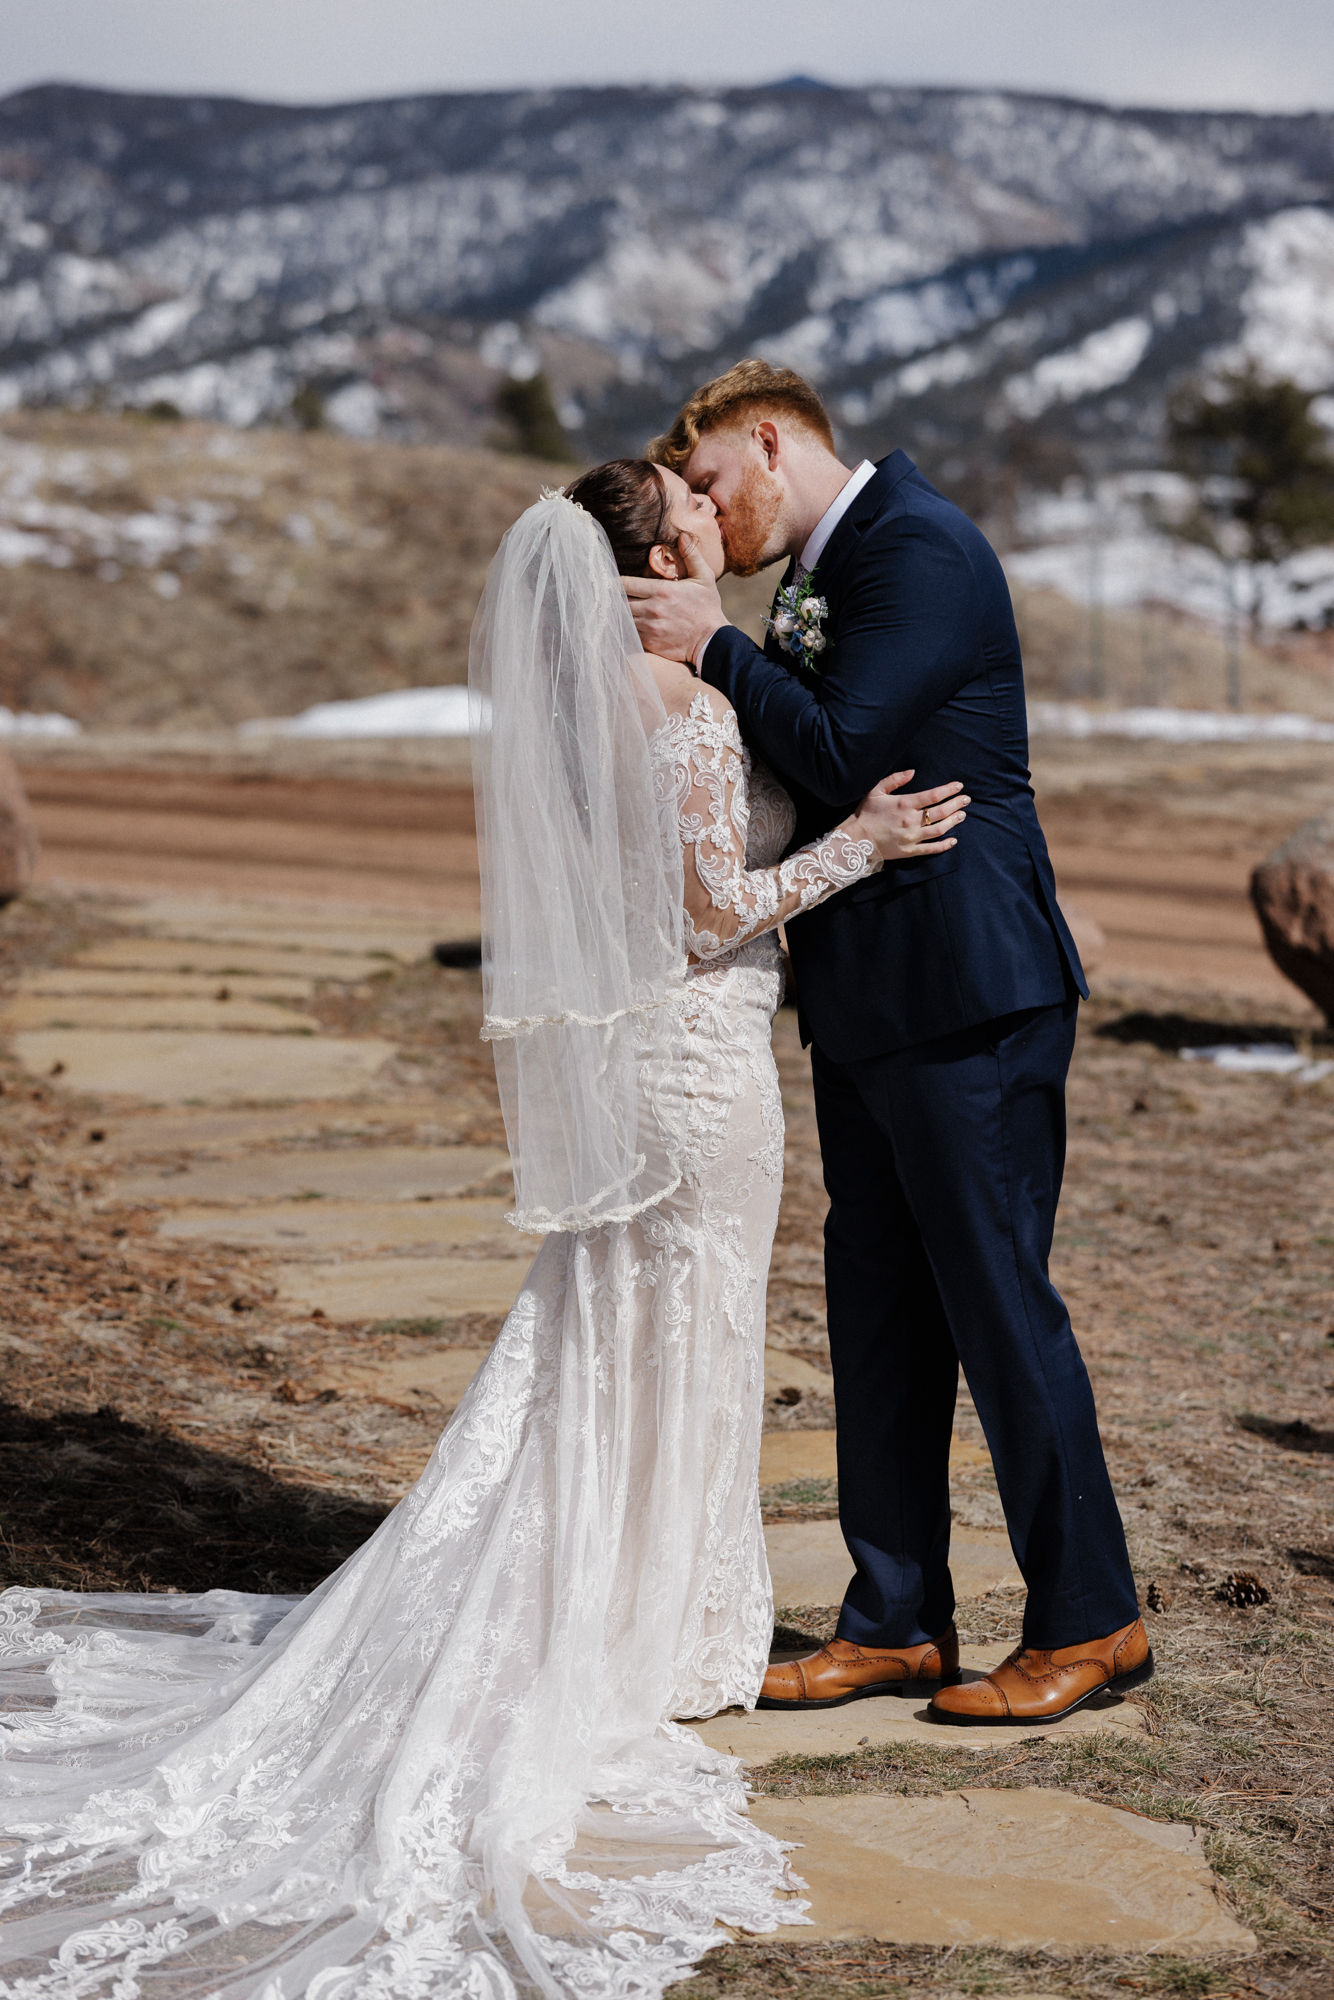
764, 575, 829, 672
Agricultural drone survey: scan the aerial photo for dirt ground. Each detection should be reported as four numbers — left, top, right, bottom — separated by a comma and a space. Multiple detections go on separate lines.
12, 729, 1334, 1007
1, 734, 1332, 1998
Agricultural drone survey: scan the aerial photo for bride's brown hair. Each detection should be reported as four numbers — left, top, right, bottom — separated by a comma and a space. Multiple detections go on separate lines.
563, 459, 679, 577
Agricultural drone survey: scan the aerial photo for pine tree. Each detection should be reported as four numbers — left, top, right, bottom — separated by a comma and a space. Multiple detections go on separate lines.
494, 372, 576, 464
1168, 366, 1334, 639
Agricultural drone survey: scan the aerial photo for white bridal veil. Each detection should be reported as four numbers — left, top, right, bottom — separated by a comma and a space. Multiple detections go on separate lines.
470, 491, 688, 1233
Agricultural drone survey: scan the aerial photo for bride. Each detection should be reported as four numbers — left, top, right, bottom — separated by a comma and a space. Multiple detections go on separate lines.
0, 466, 965, 1999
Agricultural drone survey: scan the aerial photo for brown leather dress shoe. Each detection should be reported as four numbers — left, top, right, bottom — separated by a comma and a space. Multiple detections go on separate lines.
927, 1615, 1153, 1726
757, 1628, 961, 1710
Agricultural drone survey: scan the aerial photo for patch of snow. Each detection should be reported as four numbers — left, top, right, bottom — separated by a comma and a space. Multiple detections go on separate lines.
123, 350, 289, 427
535, 226, 770, 362
0, 439, 229, 572
895, 342, 982, 397
1180, 1044, 1333, 1083
842, 265, 1031, 371
479, 321, 542, 379
1006, 316, 1153, 420
323, 380, 383, 438
1225, 206, 1334, 389
0, 707, 80, 738
240, 686, 488, 739
1028, 701, 1334, 744
0, 525, 62, 567
119, 295, 200, 359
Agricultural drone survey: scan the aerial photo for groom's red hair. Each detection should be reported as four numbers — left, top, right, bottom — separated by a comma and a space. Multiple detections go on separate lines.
647, 359, 836, 472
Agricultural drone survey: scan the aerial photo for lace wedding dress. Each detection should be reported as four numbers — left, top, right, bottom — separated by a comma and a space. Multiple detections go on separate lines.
0, 690, 876, 2000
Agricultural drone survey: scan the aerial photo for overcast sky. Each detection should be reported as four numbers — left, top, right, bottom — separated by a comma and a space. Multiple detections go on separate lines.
2, 0, 1332, 115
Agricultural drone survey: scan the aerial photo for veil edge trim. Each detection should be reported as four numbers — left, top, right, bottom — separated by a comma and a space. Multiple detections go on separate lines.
480, 990, 685, 1042
509, 1167, 685, 1236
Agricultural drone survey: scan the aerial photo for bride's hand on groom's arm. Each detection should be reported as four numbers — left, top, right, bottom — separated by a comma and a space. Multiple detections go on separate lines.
846, 774, 969, 862
624, 533, 727, 668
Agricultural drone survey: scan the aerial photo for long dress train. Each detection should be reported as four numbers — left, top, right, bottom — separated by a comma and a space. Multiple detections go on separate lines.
0, 691, 876, 2000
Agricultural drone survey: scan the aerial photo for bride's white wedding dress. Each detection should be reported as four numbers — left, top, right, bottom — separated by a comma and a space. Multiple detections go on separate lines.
0, 690, 877, 2000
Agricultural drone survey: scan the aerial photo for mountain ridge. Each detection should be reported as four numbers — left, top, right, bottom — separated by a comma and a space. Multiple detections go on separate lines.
2, 80, 1332, 475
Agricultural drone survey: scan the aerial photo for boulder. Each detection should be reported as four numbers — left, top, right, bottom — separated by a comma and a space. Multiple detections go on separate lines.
1250, 811, 1334, 1023
0, 746, 38, 904
1058, 896, 1106, 980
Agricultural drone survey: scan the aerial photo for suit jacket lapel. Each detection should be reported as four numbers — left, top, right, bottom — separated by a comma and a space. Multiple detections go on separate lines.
761, 555, 797, 664
809, 450, 916, 607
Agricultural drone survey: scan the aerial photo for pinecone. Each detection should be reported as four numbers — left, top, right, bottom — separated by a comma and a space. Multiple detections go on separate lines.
1215, 1570, 1270, 1608
1145, 1580, 1170, 1613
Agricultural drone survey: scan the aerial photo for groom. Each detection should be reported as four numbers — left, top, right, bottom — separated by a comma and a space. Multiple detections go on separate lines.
626, 361, 1150, 1725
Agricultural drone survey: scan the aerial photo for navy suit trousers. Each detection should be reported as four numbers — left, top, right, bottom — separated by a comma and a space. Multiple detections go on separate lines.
812, 999, 1139, 1651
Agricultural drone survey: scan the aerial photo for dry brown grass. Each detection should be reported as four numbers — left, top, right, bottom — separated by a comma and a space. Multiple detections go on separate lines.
0, 412, 573, 729
1013, 584, 1334, 720
4, 409, 1330, 736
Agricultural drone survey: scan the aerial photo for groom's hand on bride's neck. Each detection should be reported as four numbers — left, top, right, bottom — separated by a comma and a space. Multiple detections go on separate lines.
625, 533, 727, 672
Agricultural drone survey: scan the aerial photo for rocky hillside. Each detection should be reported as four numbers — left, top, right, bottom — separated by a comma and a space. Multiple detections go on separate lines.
0, 412, 563, 728
2, 411, 1328, 734
2, 81, 1333, 480
0, 411, 785, 730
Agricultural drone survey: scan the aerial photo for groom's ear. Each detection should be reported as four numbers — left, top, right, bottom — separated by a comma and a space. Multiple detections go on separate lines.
754, 420, 781, 469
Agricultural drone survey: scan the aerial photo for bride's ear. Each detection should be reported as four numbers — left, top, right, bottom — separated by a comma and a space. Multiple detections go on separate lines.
647, 542, 682, 580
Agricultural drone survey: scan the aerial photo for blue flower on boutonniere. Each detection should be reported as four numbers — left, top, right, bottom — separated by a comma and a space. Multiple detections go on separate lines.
765, 574, 830, 673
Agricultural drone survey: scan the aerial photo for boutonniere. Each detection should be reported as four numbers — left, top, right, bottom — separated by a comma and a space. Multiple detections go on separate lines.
764, 574, 829, 673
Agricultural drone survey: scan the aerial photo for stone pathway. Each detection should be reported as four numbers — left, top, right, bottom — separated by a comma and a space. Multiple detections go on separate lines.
751, 1791, 1253, 1951
13, 1027, 397, 1101
6, 886, 1244, 1959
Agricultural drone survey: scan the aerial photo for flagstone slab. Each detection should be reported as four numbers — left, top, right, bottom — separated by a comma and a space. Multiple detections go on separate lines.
101, 896, 437, 962
760, 1432, 840, 1486
166, 924, 432, 963
691, 1647, 1147, 1756
113, 1143, 511, 1205
322, 1346, 493, 1408
273, 1254, 533, 1321
76, 939, 394, 982
19, 968, 317, 1001
768, 1518, 1021, 1608
2, 993, 323, 1033
759, 1433, 991, 1486
85, 1100, 457, 1158
158, 1197, 521, 1252
13, 1029, 396, 1104
764, 1349, 834, 1399
748, 1790, 1253, 1951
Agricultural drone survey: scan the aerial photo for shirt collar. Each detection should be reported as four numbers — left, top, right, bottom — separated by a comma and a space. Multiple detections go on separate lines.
798, 459, 877, 575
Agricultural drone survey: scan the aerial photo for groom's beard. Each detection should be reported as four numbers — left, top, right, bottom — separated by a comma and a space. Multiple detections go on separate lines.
720, 463, 788, 577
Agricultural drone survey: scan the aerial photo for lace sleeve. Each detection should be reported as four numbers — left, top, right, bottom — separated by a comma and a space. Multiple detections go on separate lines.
660, 692, 880, 964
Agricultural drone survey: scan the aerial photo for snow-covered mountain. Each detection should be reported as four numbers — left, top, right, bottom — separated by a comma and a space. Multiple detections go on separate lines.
2, 79, 1333, 471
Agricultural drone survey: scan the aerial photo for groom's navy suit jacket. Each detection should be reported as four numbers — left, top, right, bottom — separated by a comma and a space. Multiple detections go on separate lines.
703, 454, 1139, 1652
701, 451, 1085, 1061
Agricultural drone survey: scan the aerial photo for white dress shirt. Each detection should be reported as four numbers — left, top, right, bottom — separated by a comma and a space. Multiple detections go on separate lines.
797, 458, 877, 578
